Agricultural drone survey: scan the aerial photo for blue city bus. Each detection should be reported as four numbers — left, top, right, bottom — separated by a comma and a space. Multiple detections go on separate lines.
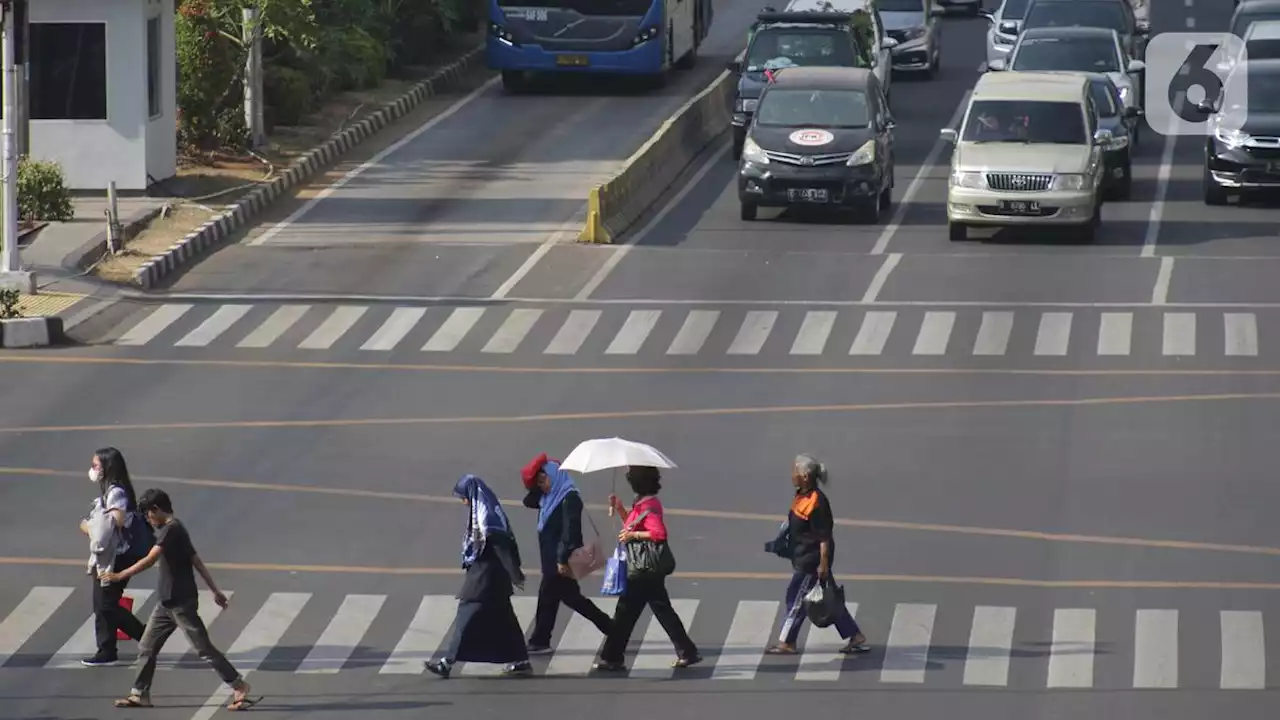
487, 0, 714, 90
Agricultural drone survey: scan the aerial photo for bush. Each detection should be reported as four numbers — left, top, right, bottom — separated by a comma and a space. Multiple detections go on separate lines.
0, 289, 20, 320
264, 65, 312, 126
17, 157, 73, 222
177, 0, 245, 149
333, 26, 388, 91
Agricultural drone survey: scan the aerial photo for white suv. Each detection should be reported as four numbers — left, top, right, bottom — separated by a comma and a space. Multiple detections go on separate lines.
941, 72, 1109, 242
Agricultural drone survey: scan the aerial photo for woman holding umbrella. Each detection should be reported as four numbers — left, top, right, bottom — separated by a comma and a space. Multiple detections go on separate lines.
425, 474, 533, 679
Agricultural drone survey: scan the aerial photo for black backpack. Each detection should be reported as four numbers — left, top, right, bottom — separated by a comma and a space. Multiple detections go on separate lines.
106, 487, 154, 561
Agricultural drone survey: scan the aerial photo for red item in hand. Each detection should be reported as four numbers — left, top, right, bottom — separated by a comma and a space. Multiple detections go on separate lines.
116, 596, 134, 640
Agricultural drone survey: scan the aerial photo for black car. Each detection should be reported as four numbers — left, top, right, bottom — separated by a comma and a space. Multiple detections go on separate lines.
1083, 73, 1142, 199
1020, 0, 1148, 60
727, 11, 881, 159
1196, 58, 1280, 205
737, 66, 895, 222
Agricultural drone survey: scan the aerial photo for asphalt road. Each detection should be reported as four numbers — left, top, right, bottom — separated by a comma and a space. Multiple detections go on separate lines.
6, 0, 1280, 717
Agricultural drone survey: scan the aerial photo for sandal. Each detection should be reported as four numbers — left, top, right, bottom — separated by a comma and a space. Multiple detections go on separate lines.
765, 645, 798, 655
113, 695, 151, 708
671, 654, 702, 668
593, 660, 627, 672
226, 696, 263, 711
838, 641, 871, 654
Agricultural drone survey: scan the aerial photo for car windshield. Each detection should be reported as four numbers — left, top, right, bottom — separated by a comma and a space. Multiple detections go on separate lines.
1247, 72, 1280, 113
878, 0, 923, 10
1012, 36, 1120, 71
745, 29, 864, 71
961, 99, 1086, 143
1025, 2, 1129, 34
1089, 81, 1119, 117
1246, 37, 1280, 59
1001, 0, 1031, 20
1231, 10, 1280, 36
756, 88, 871, 128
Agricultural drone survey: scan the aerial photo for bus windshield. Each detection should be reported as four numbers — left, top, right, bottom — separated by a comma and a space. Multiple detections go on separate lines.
497, 0, 653, 16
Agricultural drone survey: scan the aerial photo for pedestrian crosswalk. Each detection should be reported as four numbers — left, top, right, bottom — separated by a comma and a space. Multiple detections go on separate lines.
99, 301, 1280, 362
1, 585, 1275, 689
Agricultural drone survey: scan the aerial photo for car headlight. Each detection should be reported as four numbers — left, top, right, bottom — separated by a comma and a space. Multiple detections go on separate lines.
1118, 86, 1132, 105
742, 137, 769, 165
950, 170, 984, 189
994, 33, 1015, 46
632, 26, 659, 46
735, 98, 758, 113
847, 140, 875, 167
899, 27, 926, 42
1055, 174, 1086, 190
1215, 127, 1250, 148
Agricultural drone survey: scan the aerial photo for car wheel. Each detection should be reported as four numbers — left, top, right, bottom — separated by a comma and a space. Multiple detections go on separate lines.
858, 197, 882, 224
879, 180, 892, 210
1108, 156, 1132, 200
1203, 165, 1230, 205
740, 202, 758, 221
948, 222, 967, 242
1080, 200, 1101, 242
732, 133, 744, 160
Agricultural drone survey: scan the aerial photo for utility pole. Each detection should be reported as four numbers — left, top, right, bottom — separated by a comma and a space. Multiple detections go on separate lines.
14, 0, 27, 156
0, 0, 31, 294
243, 6, 265, 149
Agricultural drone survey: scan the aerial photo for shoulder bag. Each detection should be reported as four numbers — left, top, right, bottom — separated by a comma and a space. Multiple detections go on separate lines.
623, 510, 676, 580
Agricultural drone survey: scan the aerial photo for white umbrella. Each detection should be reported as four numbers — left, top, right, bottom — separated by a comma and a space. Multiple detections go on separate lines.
560, 437, 677, 474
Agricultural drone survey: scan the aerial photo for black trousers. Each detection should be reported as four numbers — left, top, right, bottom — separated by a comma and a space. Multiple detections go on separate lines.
598, 576, 697, 664
528, 573, 613, 647
92, 556, 145, 657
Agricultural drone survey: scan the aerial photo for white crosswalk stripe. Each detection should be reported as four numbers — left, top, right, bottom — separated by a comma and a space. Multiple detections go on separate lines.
100, 304, 1280, 363
3, 587, 1279, 688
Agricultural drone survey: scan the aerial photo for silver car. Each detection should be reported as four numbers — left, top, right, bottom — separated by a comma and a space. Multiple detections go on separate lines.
879, 0, 944, 77
990, 26, 1145, 113
981, 0, 1031, 69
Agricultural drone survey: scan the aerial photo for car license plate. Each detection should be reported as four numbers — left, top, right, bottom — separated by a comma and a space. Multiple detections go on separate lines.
999, 200, 1041, 215
786, 188, 829, 203
556, 54, 589, 67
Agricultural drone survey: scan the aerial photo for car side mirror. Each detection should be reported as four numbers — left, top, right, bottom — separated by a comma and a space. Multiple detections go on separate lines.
1194, 100, 1216, 114
1093, 128, 1114, 145
885, 117, 897, 130
987, 58, 1007, 71
979, 10, 995, 21
883, 36, 899, 49
1127, 59, 1146, 73
1124, 106, 1143, 118
726, 59, 741, 73
998, 20, 1019, 34
1136, 21, 1150, 34
939, 128, 958, 143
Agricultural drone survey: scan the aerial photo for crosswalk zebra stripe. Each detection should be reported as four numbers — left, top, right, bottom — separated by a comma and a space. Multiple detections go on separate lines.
1163, 313, 1196, 356
669, 310, 719, 355
191, 593, 310, 720
45, 590, 153, 669
728, 311, 778, 355
973, 311, 1014, 356
1097, 312, 1132, 356
1220, 610, 1265, 689
963, 605, 1016, 687
881, 603, 937, 683
175, 305, 253, 347
605, 310, 660, 355
157, 590, 233, 670
796, 602, 859, 682
1034, 312, 1073, 356
1133, 609, 1178, 688
237, 305, 309, 348
298, 307, 367, 350
1047, 608, 1096, 688
361, 308, 426, 351
711, 600, 779, 680
0, 587, 73, 667
458, 597, 539, 676
545, 597, 618, 676
482, 309, 543, 353
913, 311, 955, 355
115, 304, 193, 345
423, 308, 484, 352
378, 595, 456, 675
1224, 313, 1259, 356
791, 311, 837, 355
850, 311, 896, 355
630, 599, 699, 679
545, 310, 602, 355
296, 594, 386, 674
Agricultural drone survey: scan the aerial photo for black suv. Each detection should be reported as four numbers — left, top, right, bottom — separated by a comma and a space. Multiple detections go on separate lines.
1196, 58, 1280, 205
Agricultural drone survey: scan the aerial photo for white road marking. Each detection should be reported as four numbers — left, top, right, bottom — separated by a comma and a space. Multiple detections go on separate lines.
422, 307, 485, 352
237, 305, 309, 348
1142, 91, 1185, 257
1152, 256, 1174, 305
963, 606, 1016, 687
881, 603, 937, 683
850, 311, 897, 355
296, 594, 385, 674
1046, 608, 1096, 688
481, 309, 543, 353
796, 602, 859, 681
913, 311, 956, 355
114, 304, 193, 345
379, 595, 456, 675
668, 310, 719, 354
297, 306, 367, 350
458, 598, 539, 676
604, 310, 661, 354
361, 307, 426, 351
1224, 313, 1259, 356
157, 591, 234, 670
972, 311, 1014, 356
0, 587, 74, 667
174, 305, 252, 347
1133, 609, 1178, 688
544, 309, 602, 354
489, 211, 588, 299
1033, 312, 1073, 356
1097, 312, 1133, 355
628, 599, 699, 678
1220, 610, 1265, 689
791, 311, 838, 355
862, 253, 902, 303
1163, 312, 1197, 356
46, 591, 154, 669
545, 597, 618, 676
727, 311, 777, 355
711, 600, 779, 680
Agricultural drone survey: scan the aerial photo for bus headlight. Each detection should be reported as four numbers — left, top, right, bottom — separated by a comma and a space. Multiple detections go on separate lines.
489, 23, 514, 43
633, 26, 659, 46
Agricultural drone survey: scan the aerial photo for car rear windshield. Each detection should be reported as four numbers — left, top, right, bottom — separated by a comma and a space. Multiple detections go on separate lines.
1246, 38, 1280, 59
1025, 1, 1130, 34
745, 28, 865, 71
756, 88, 871, 128
961, 99, 1086, 143
1012, 36, 1119, 72
1089, 81, 1119, 118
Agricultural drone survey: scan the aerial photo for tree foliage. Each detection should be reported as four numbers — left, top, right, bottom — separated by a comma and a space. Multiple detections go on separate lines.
176, 0, 480, 151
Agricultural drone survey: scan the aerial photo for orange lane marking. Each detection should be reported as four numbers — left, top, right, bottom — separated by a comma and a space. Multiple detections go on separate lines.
6, 466, 1280, 560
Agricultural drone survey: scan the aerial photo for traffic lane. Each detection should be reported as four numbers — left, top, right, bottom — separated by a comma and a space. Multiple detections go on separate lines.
874, 253, 1158, 303
1166, 257, 1280, 304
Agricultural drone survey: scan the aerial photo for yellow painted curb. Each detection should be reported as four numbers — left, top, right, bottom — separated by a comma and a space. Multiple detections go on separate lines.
18, 291, 86, 318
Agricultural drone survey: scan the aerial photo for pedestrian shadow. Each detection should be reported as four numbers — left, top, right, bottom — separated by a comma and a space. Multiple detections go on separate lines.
751, 641, 1113, 675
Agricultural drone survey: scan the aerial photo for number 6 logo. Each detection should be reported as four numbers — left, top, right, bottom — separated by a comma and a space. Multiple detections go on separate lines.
1144, 33, 1249, 137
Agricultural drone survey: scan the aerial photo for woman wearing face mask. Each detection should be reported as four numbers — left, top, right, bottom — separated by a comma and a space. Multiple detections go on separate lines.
76, 447, 148, 667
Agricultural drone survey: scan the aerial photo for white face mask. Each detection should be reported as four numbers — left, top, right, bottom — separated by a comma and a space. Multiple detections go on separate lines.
88, 468, 102, 484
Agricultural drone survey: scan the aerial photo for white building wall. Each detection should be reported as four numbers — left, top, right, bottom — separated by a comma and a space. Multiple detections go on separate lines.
144, 0, 177, 187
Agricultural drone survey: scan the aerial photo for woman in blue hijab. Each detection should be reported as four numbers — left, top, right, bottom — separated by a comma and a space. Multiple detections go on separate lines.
424, 475, 532, 678
520, 453, 614, 654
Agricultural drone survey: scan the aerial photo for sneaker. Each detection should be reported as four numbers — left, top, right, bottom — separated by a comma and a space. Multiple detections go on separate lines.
81, 653, 119, 667
525, 643, 553, 655
424, 659, 452, 679
501, 661, 533, 676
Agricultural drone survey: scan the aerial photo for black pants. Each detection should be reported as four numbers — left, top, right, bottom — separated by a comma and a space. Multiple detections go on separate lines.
599, 576, 697, 664
528, 573, 613, 647
92, 556, 145, 657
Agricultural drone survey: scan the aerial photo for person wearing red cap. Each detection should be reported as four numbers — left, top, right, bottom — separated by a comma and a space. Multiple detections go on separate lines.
520, 453, 614, 654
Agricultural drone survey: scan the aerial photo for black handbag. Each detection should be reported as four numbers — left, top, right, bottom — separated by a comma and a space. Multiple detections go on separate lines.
623, 511, 677, 580
804, 576, 845, 629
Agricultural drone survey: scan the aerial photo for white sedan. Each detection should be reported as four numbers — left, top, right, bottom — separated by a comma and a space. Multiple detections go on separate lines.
989, 25, 1145, 110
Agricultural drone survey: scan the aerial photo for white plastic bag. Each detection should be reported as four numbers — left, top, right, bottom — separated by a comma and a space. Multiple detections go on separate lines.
804, 584, 824, 604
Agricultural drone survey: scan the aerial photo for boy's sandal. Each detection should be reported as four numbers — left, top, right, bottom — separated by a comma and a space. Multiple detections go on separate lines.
671, 654, 702, 668
765, 645, 798, 655
226, 696, 263, 711
838, 642, 871, 654
113, 695, 151, 708
593, 660, 627, 672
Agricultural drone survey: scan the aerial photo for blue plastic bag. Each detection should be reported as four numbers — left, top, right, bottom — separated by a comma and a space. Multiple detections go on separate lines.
601, 543, 627, 596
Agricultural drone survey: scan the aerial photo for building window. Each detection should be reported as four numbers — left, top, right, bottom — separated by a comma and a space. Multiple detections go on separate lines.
30, 23, 108, 120
147, 17, 161, 118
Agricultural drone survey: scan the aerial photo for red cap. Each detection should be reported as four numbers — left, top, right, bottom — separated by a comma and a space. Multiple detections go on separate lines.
521, 453, 548, 490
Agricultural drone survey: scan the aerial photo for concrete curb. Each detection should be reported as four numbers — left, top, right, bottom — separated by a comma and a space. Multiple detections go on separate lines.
0, 316, 65, 348
70, 206, 167, 271
134, 44, 486, 290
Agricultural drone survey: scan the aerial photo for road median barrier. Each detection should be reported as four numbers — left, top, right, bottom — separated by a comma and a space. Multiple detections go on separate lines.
579, 68, 734, 244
